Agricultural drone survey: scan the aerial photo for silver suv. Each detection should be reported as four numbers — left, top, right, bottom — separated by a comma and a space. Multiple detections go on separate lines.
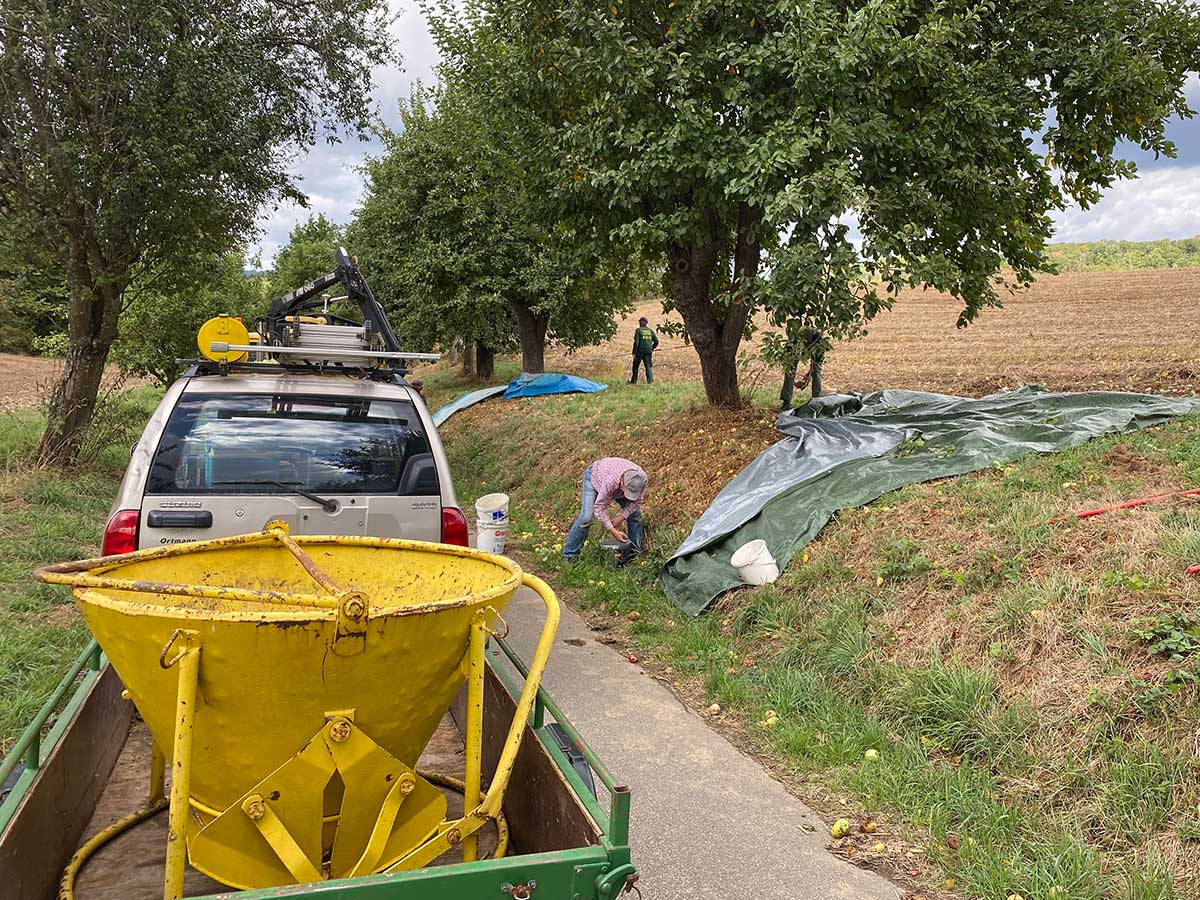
98, 249, 468, 555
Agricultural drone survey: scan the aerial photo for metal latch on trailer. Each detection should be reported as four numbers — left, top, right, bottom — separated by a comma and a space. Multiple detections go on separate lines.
570, 862, 639, 899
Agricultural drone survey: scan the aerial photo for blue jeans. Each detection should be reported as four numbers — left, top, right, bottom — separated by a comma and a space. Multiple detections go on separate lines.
563, 466, 644, 559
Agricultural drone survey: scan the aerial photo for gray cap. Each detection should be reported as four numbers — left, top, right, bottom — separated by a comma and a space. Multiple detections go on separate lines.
622, 470, 647, 501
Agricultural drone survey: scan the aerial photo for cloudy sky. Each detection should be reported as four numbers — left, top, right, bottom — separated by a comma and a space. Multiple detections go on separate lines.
250, 4, 1200, 264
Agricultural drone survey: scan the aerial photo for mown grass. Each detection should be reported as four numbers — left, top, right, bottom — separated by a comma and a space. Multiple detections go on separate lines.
0, 389, 160, 750
438, 375, 1200, 900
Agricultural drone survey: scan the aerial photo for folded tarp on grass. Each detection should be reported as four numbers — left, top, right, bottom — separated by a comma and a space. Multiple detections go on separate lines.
661, 386, 1200, 617
432, 372, 607, 426
432, 384, 508, 426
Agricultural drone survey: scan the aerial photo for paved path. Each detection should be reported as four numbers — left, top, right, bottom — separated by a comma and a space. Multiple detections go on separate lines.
500, 587, 900, 900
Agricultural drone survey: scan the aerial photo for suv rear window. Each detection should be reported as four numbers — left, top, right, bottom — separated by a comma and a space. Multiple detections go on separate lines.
147, 393, 436, 495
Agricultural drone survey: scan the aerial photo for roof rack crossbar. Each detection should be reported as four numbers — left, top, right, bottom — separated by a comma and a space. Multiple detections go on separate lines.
210, 343, 441, 363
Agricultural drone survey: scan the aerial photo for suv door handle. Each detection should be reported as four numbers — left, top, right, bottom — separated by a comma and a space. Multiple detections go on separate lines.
146, 510, 213, 528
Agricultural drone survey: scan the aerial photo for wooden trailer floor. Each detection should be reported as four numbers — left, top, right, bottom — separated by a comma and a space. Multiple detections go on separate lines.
72, 717, 501, 899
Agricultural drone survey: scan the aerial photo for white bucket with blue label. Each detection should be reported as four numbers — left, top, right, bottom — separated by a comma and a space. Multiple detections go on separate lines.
475, 493, 510, 523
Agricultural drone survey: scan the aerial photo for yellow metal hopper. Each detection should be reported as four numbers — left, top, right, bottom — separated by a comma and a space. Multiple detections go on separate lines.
35, 523, 559, 898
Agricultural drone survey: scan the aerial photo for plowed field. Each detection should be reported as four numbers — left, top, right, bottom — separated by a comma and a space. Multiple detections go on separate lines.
548, 267, 1200, 397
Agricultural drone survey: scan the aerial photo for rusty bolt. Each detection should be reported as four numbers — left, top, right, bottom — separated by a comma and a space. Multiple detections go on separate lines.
446, 827, 462, 845
242, 795, 266, 820
398, 774, 416, 795
328, 718, 353, 743
343, 597, 366, 619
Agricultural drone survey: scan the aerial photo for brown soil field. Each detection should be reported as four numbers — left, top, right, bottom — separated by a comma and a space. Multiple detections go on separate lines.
0, 354, 143, 414
548, 267, 1200, 397
0, 353, 69, 413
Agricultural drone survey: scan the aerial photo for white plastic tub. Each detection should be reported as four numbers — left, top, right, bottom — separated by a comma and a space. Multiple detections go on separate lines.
475, 493, 510, 523
475, 520, 507, 554
730, 539, 779, 586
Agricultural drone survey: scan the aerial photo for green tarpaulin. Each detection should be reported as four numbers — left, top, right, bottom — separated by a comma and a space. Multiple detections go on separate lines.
660, 387, 1200, 616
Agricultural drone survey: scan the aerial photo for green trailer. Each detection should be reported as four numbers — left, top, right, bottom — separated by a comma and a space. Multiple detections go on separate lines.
0, 636, 637, 900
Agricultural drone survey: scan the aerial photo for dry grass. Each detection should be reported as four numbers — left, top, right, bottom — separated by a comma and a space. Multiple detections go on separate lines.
548, 267, 1200, 397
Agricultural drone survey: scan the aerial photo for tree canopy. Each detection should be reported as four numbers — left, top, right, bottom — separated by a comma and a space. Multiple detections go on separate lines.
431, 0, 1200, 405
1048, 236, 1200, 271
112, 252, 266, 387
271, 214, 347, 296
350, 80, 641, 373
0, 0, 394, 462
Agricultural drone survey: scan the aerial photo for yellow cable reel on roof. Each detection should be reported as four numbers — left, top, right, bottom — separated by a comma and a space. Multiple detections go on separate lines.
198, 315, 250, 363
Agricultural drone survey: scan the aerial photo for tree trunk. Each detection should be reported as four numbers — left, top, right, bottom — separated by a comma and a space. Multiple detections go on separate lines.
36, 266, 124, 466
512, 301, 549, 374
461, 340, 475, 377
665, 205, 761, 408
448, 338, 460, 365
475, 343, 495, 380
37, 340, 112, 464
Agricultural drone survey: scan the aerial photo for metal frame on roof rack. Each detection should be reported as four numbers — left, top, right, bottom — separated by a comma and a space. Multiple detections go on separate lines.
264, 247, 402, 352
186, 247, 441, 383
208, 343, 441, 364
179, 359, 419, 382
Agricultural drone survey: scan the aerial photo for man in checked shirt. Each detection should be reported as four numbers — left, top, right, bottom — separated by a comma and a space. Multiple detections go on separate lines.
562, 456, 648, 563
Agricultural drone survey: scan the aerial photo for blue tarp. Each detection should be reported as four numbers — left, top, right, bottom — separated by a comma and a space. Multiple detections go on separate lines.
503, 372, 607, 399
432, 385, 508, 427
432, 372, 607, 426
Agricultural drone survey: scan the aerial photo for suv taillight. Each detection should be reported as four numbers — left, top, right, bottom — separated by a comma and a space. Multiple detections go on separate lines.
441, 507, 469, 547
101, 509, 140, 556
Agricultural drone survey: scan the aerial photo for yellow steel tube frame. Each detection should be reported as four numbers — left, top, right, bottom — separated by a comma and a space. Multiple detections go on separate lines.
462, 611, 488, 864
38, 527, 559, 892
386, 573, 559, 873
161, 631, 201, 900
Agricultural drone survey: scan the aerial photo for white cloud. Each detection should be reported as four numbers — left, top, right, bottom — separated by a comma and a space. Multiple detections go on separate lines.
249, 0, 439, 265
1052, 166, 1200, 243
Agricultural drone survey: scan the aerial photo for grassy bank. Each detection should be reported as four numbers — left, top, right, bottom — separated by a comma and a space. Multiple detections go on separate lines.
0, 389, 160, 749
435, 368, 1200, 900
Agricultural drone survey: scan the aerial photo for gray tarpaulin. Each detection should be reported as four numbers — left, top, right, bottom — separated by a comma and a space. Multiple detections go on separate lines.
661, 387, 1200, 616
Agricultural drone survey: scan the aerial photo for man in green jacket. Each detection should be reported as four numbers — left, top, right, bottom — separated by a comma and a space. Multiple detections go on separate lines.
630, 317, 659, 384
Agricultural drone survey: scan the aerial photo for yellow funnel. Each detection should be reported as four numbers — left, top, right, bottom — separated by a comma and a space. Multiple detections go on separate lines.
36, 524, 559, 895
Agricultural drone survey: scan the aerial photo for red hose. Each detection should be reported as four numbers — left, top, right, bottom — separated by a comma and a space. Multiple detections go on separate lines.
1048, 487, 1200, 524
1187, 564, 1200, 576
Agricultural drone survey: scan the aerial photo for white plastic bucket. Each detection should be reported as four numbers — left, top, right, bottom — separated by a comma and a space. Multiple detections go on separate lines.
475, 520, 507, 554
475, 492, 510, 523
730, 539, 779, 586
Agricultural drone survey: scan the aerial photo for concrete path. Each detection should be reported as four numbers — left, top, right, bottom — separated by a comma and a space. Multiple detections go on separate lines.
500, 587, 900, 900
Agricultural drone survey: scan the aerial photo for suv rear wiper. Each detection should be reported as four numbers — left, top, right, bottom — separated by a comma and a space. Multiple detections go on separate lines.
212, 480, 337, 513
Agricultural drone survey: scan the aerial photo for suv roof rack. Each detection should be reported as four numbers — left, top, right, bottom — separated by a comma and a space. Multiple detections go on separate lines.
179, 359, 421, 383
187, 247, 440, 381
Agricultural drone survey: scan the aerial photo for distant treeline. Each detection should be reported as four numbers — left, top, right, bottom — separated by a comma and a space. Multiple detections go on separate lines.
1047, 237, 1200, 271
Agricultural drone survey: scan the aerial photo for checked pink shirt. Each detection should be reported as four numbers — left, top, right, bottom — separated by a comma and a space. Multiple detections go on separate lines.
590, 457, 647, 530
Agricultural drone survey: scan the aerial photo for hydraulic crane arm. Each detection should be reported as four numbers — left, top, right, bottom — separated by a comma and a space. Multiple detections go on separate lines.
264, 248, 400, 352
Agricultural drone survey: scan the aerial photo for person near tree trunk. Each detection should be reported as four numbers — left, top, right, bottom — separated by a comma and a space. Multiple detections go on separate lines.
779, 326, 825, 410
630, 317, 659, 384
